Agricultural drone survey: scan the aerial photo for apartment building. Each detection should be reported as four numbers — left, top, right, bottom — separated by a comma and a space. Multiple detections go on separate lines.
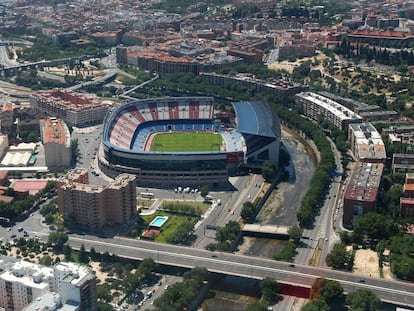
318, 91, 398, 122
201, 73, 303, 105
29, 89, 110, 127
0, 257, 96, 311
39, 117, 72, 168
51, 262, 97, 311
57, 169, 137, 228
343, 162, 384, 228
295, 92, 362, 130
348, 123, 386, 163
392, 153, 414, 173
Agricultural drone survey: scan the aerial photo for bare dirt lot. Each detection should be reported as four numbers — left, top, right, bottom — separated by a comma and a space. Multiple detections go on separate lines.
353, 249, 392, 279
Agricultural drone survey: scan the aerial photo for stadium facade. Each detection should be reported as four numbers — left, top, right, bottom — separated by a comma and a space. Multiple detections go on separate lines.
99, 97, 280, 187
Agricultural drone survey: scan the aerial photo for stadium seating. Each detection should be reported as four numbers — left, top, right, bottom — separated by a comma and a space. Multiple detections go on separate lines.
107, 99, 216, 150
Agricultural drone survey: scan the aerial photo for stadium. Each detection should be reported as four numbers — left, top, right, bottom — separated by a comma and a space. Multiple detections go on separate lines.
99, 97, 281, 187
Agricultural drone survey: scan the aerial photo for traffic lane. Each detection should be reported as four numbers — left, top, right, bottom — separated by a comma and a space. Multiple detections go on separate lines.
69, 236, 414, 305
68, 235, 414, 301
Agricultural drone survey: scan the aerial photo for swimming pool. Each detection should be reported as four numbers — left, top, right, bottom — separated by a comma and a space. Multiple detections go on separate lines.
149, 216, 169, 228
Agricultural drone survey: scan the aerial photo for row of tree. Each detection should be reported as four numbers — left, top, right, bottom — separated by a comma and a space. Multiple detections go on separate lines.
303, 278, 381, 311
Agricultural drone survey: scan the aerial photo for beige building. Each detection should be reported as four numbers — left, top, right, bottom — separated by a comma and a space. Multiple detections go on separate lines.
57, 169, 137, 228
40, 118, 72, 168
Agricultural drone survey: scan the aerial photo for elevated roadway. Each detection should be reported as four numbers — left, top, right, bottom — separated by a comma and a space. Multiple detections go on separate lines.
68, 235, 414, 308
242, 224, 291, 238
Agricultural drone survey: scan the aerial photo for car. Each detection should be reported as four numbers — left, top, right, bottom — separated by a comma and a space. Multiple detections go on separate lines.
7, 228, 11, 232
288, 264, 295, 268
164, 285, 169, 290
10, 234, 16, 239
211, 254, 217, 258
358, 279, 365, 283
18, 227, 23, 232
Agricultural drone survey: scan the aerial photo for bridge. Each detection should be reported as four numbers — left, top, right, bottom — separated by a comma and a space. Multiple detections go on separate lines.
0, 55, 91, 78
242, 224, 291, 239
68, 235, 414, 308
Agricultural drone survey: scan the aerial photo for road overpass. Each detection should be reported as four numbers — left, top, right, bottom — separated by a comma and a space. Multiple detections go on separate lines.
242, 224, 291, 239
68, 235, 414, 308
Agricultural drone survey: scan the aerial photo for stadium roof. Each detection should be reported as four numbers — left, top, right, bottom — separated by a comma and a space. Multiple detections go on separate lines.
232, 101, 276, 137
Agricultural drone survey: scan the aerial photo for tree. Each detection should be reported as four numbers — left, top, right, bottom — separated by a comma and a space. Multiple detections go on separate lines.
326, 243, 352, 270
320, 280, 344, 306
241, 201, 256, 222
39, 255, 53, 267
346, 289, 381, 311
138, 258, 158, 281
353, 213, 398, 242
301, 299, 329, 311
260, 278, 280, 304
90, 247, 100, 261
78, 244, 89, 264
288, 226, 303, 244
261, 161, 276, 181
63, 244, 72, 261
48, 232, 68, 251
200, 185, 209, 197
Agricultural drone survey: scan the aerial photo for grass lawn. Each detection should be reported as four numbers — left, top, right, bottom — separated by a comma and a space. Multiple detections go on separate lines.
162, 200, 211, 214
140, 212, 198, 243
150, 132, 222, 152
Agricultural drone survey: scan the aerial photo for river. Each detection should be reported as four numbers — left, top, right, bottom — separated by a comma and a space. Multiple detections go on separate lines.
238, 127, 317, 258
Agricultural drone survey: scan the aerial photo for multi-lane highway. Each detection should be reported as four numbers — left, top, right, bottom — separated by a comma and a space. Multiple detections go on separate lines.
68, 235, 414, 308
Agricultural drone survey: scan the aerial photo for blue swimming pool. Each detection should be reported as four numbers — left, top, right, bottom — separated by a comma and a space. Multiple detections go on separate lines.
149, 216, 169, 228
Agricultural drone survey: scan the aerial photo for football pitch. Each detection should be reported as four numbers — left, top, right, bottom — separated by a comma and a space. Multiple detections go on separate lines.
150, 132, 222, 152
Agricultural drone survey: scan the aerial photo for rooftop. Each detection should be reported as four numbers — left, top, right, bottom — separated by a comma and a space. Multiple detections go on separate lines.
41, 118, 71, 147
344, 162, 384, 202
297, 92, 362, 122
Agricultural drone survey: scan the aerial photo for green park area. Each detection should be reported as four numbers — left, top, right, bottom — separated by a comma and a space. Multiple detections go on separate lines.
150, 132, 222, 152
129, 201, 210, 244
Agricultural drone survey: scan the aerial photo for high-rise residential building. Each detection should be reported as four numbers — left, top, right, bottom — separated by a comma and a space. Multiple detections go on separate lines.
295, 92, 363, 130
29, 89, 110, 127
39, 117, 72, 168
57, 168, 137, 228
343, 162, 384, 228
0, 257, 96, 311
348, 123, 386, 163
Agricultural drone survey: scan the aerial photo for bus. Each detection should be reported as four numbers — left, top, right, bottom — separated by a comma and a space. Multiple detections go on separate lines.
140, 192, 154, 199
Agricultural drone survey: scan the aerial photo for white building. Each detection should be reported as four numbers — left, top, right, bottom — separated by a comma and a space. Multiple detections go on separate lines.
0, 258, 53, 311
0, 142, 36, 167
348, 123, 386, 163
295, 92, 363, 129
0, 257, 96, 311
